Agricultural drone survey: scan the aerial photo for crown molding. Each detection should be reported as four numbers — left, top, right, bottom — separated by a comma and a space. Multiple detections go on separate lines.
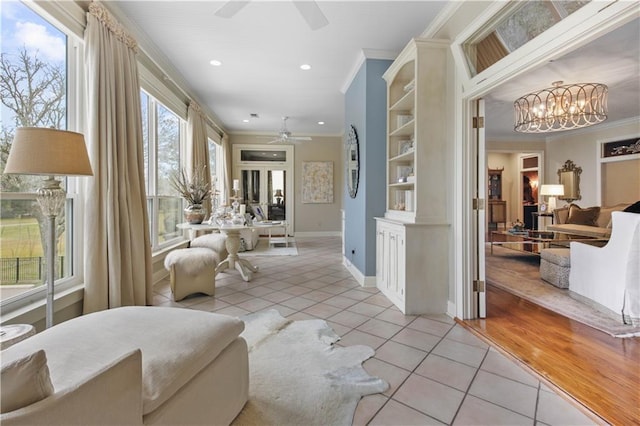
340, 49, 398, 94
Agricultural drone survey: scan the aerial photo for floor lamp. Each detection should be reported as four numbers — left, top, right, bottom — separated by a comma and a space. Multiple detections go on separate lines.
4, 128, 93, 328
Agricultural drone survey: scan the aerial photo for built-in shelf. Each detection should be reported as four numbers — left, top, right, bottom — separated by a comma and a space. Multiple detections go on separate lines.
378, 38, 449, 315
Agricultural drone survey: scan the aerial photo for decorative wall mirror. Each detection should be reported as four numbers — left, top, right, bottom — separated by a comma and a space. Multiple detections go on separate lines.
557, 159, 582, 202
345, 125, 359, 198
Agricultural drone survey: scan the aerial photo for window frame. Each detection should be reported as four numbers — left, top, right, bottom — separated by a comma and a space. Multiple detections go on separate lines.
0, 2, 86, 310
140, 89, 186, 252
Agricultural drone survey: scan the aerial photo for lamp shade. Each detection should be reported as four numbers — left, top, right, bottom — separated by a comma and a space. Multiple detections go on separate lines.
540, 184, 564, 196
4, 127, 93, 176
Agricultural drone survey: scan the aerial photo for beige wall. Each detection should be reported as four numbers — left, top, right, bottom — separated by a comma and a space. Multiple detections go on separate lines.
229, 134, 343, 234
545, 120, 640, 208
602, 159, 640, 206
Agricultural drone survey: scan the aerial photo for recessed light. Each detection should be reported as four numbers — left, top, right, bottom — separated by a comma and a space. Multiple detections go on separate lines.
242, 119, 249, 123
300, 64, 312, 71
318, 121, 325, 125
210, 59, 222, 66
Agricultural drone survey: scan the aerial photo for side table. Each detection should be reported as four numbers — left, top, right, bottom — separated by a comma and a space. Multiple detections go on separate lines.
217, 225, 259, 282
532, 212, 554, 230
0, 324, 36, 350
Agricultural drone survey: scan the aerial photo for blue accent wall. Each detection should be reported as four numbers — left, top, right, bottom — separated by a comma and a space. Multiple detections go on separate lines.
344, 58, 391, 278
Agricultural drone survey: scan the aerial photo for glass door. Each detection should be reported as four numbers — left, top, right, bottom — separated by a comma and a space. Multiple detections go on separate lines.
267, 169, 286, 221
234, 144, 294, 231
240, 168, 288, 222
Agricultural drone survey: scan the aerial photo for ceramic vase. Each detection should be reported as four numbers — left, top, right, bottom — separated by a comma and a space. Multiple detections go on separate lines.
184, 204, 205, 224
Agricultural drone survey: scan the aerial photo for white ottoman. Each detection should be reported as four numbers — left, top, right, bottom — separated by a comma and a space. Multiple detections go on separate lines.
164, 248, 216, 301
190, 233, 228, 265
540, 248, 571, 288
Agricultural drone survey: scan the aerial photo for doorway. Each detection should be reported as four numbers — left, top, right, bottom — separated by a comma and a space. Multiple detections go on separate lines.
233, 144, 294, 233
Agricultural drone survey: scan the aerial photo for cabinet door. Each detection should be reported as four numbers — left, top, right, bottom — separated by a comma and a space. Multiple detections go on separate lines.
376, 226, 386, 289
396, 231, 406, 300
388, 231, 399, 295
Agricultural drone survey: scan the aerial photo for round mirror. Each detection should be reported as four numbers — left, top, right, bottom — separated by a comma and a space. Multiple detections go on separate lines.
346, 125, 359, 198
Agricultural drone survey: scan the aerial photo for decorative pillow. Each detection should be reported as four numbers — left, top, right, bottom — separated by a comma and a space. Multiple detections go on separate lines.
566, 204, 600, 226
623, 201, 640, 214
598, 203, 632, 228
553, 206, 570, 224
1, 349, 54, 413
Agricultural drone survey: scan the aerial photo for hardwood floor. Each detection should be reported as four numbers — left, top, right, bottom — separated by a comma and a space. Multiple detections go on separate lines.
463, 285, 640, 425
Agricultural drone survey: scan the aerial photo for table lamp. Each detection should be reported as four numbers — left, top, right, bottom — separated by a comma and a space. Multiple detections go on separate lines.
274, 189, 283, 205
539, 184, 565, 212
4, 127, 93, 328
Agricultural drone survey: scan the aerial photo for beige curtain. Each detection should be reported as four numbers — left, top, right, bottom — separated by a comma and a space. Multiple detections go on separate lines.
221, 133, 232, 205
83, 2, 152, 313
186, 101, 212, 215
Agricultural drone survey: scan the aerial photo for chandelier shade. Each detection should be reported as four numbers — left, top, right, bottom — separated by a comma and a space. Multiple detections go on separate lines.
514, 81, 608, 133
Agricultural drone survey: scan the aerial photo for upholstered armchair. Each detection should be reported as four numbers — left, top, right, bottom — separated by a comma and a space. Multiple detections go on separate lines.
569, 212, 640, 324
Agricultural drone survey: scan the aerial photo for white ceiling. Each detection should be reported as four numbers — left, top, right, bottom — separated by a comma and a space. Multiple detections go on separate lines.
485, 17, 640, 140
110, 1, 639, 141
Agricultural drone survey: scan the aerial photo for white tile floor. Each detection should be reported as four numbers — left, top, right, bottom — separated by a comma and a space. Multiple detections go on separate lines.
153, 237, 596, 426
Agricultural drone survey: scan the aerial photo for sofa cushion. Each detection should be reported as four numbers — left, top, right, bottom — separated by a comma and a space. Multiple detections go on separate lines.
567, 204, 600, 226
1, 350, 54, 413
598, 203, 631, 228
1, 307, 244, 415
547, 223, 611, 238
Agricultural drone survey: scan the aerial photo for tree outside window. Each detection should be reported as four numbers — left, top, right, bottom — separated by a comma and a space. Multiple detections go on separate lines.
0, 2, 71, 301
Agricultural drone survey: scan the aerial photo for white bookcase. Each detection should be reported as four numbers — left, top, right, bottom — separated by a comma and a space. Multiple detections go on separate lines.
376, 38, 450, 315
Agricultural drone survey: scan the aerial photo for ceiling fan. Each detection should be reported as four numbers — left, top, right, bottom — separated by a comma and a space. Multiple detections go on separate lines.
214, 0, 329, 31
261, 117, 312, 144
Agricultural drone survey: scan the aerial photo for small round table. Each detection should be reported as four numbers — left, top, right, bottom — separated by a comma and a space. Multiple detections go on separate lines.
0, 324, 36, 350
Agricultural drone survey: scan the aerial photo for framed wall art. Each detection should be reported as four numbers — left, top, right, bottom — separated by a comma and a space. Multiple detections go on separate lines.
302, 161, 334, 203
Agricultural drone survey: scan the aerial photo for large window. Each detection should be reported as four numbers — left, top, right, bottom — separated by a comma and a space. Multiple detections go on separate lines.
141, 90, 183, 250
0, 2, 82, 303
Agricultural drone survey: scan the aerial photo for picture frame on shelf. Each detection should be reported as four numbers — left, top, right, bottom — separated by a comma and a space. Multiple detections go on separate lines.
396, 165, 413, 183
399, 139, 414, 155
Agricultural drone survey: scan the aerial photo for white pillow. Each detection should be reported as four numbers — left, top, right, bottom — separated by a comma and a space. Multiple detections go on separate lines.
1, 349, 54, 413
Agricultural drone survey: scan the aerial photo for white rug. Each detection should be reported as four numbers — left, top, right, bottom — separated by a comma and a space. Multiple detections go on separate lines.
247, 239, 299, 256
232, 309, 388, 426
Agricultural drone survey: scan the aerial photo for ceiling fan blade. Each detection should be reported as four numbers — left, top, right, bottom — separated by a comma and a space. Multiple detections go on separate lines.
293, 1, 328, 31
215, 0, 251, 18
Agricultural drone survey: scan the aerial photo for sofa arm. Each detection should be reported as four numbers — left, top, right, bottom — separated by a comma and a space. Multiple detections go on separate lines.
1, 350, 143, 426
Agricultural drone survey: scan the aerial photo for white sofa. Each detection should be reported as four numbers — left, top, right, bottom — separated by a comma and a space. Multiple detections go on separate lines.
0, 307, 249, 425
569, 212, 640, 324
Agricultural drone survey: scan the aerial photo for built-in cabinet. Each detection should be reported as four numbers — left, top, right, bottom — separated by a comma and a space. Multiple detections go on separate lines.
375, 38, 450, 315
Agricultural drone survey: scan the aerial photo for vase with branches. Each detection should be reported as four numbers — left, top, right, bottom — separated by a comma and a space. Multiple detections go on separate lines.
169, 167, 211, 224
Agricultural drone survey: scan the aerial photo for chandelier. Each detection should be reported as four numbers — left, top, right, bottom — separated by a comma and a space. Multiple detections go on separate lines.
514, 81, 608, 133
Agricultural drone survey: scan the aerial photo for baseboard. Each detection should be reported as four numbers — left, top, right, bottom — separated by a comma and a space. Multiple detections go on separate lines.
447, 300, 457, 319
342, 256, 376, 288
295, 231, 342, 238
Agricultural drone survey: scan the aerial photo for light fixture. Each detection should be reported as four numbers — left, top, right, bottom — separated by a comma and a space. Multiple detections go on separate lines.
242, 119, 250, 123
514, 81, 607, 133
274, 189, 283, 205
4, 127, 93, 328
539, 184, 564, 212
209, 59, 222, 66
317, 121, 325, 125
300, 64, 312, 71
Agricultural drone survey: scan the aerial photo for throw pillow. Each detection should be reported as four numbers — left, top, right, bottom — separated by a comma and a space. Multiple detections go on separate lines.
623, 201, 640, 213
1, 349, 54, 413
566, 204, 600, 226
